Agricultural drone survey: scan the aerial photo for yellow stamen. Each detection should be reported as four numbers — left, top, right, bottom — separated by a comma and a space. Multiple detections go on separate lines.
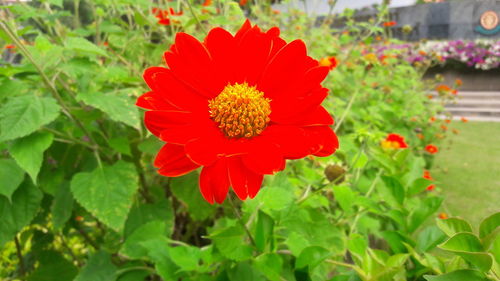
209, 83, 271, 139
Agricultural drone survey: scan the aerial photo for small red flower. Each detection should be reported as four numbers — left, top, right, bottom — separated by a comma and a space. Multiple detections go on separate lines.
425, 144, 438, 154
438, 212, 448, 219
318, 56, 338, 70
429, 116, 436, 122
152, 7, 183, 25
444, 119, 451, 124
5, 44, 15, 49
440, 125, 447, 131
461, 117, 468, 123
417, 133, 424, 140
435, 84, 451, 93
381, 133, 408, 149
239, 0, 248, 6
423, 170, 435, 191
383, 21, 396, 27
202, 0, 212, 6
137, 20, 338, 204
451, 89, 458, 95
455, 79, 463, 86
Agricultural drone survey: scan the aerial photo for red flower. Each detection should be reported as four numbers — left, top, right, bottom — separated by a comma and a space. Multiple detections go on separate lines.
381, 133, 408, 149
202, 0, 212, 6
435, 84, 451, 93
383, 21, 396, 27
455, 79, 463, 86
318, 56, 338, 70
137, 20, 338, 204
5, 44, 15, 49
152, 7, 183, 25
425, 144, 438, 154
239, 0, 248, 5
423, 170, 435, 191
438, 212, 448, 219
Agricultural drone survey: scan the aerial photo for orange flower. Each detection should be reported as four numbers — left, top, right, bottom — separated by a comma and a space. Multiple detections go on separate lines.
419, 50, 427, 56
375, 36, 382, 41
152, 7, 183, 25
435, 84, 451, 93
5, 44, 15, 49
364, 53, 378, 63
272, 9, 280, 14
427, 94, 434, 99
438, 213, 448, 219
425, 144, 438, 154
381, 133, 408, 149
429, 116, 436, 122
319, 56, 338, 70
451, 89, 458, 95
423, 170, 435, 191
202, 0, 212, 6
440, 125, 447, 131
410, 117, 417, 122
461, 117, 468, 123
445, 119, 451, 124
239, 0, 248, 6
455, 79, 462, 86
383, 21, 397, 27
137, 20, 338, 204
417, 133, 424, 140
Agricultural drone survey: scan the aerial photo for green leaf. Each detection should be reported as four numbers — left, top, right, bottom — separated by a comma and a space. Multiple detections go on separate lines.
168, 245, 202, 272
284, 232, 310, 256
0, 181, 43, 245
77, 92, 140, 129
124, 199, 174, 238
348, 233, 368, 261
381, 176, 405, 206
408, 178, 433, 196
210, 225, 253, 261
120, 221, 168, 259
9, 132, 54, 183
437, 217, 473, 237
28, 250, 78, 281
333, 185, 355, 213
47, 0, 63, 7
423, 270, 487, 281
255, 210, 274, 252
70, 161, 139, 231
479, 212, 500, 239
0, 158, 25, 201
74, 251, 117, 281
0, 95, 60, 142
65, 37, 108, 57
438, 233, 493, 272
51, 182, 74, 230
140, 239, 180, 281
170, 173, 215, 221
296, 246, 330, 270
408, 196, 443, 233
417, 225, 447, 252
254, 253, 283, 281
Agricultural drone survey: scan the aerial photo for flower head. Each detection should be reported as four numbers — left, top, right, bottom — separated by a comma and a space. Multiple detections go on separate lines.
435, 84, 451, 93
438, 212, 448, 219
423, 170, 435, 191
425, 144, 438, 154
383, 21, 397, 27
137, 20, 338, 204
381, 133, 408, 149
461, 117, 468, 123
319, 56, 338, 70
152, 7, 183, 25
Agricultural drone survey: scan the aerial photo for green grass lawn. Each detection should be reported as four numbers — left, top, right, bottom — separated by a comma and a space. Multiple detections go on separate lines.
431, 121, 500, 227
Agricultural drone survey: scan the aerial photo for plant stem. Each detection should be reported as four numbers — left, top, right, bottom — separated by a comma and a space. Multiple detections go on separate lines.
14, 236, 25, 278
185, 0, 206, 33
334, 89, 359, 132
227, 195, 257, 249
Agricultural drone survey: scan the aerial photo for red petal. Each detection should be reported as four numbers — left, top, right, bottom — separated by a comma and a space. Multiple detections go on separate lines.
242, 139, 285, 175
199, 159, 230, 204
305, 126, 339, 157
204, 27, 236, 91
227, 157, 264, 200
143, 67, 208, 113
184, 127, 226, 166
234, 19, 252, 41
144, 110, 202, 143
164, 33, 219, 98
136, 91, 177, 110
154, 143, 199, 177
271, 88, 330, 124
261, 125, 311, 159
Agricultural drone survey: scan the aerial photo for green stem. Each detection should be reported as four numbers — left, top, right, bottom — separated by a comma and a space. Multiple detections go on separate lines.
227, 195, 257, 249
14, 236, 25, 279
334, 89, 360, 132
185, 0, 206, 33
116, 266, 156, 277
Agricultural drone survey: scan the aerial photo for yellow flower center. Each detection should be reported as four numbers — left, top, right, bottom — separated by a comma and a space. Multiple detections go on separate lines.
208, 83, 271, 139
381, 140, 400, 149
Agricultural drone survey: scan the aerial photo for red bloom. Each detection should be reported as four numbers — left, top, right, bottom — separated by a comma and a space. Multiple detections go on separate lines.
202, 0, 212, 6
318, 56, 338, 70
383, 21, 396, 27
5, 44, 15, 49
423, 170, 435, 191
152, 7, 183, 25
381, 133, 408, 149
438, 212, 448, 219
425, 144, 438, 154
435, 84, 451, 93
137, 20, 338, 204
239, 0, 248, 5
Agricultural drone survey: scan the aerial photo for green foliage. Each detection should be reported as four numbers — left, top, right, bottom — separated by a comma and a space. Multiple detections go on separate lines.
0, 1, 497, 280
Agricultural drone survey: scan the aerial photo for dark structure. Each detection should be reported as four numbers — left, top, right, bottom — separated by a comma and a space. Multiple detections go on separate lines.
391, 0, 500, 41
